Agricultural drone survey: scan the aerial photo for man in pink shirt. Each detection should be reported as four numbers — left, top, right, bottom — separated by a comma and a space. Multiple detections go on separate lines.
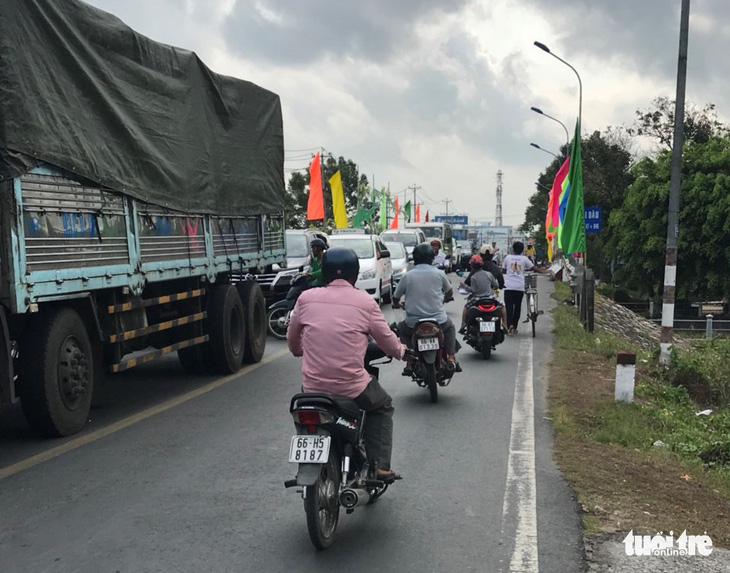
288, 247, 406, 480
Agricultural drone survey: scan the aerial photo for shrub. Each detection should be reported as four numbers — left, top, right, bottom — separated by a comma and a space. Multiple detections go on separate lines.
670, 340, 730, 407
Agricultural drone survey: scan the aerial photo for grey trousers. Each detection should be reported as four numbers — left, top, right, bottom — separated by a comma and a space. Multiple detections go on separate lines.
354, 377, 394, 471
398, 318, 457, 355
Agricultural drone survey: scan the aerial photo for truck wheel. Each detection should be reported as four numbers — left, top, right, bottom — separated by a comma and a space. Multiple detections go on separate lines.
18, 307, 96, 437
237, 281, 266, 364
178, 345, 206, 374
205, 284, 245, 374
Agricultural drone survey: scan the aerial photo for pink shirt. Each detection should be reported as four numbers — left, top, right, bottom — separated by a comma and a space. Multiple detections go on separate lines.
287, 280, 404, 398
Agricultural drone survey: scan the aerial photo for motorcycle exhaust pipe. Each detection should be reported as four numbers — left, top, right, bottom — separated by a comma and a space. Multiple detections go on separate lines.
340, 488, 371, 509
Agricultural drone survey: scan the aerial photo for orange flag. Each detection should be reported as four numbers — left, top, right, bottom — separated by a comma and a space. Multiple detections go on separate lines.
390, 197, 399, 229
307, 152, 324, 220
415, 203, 421, 222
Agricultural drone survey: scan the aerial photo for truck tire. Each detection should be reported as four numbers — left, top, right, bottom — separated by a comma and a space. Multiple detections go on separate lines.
204, 284, 245, 374
237, 281, 266, 364
18, 307, 96, 437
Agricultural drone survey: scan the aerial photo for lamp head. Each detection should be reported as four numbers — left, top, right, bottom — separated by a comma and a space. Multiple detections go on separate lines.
529, 142, 540, 150
534, 41, 550, 53
530, 106, 543, 114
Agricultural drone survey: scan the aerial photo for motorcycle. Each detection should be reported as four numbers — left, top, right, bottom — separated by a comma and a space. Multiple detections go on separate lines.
285, 344, 398, 550
266, 273, 310, 339
391, 317, 456, 404
463, 297, 504, 360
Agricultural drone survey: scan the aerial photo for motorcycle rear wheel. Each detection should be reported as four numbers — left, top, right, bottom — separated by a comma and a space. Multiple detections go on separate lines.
304, 449, 341, 550
425, 363, 438, 403
267, 307, 288, 340
481, 343, 492, 360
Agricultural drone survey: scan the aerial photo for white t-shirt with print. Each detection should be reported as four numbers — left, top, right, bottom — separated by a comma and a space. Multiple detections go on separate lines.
502, 254, 534, 291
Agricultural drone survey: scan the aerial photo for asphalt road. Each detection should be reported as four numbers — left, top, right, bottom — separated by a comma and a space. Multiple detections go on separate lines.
0, 275, 583, 572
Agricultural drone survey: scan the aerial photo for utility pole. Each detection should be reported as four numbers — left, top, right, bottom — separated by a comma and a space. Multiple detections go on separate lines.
495, 170, 503, 227
442, 198, 453, 216
660, 0, 690, 366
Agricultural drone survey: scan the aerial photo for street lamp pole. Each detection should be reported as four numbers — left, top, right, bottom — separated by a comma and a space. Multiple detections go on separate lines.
534, 42, 582, 128
529, 142, 560, 160
530, 106, 570, 151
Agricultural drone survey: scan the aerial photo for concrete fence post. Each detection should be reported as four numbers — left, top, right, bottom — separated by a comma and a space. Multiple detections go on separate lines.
706, 314, 713, 340
615, 351, 636, 403
649, 300, 655, 319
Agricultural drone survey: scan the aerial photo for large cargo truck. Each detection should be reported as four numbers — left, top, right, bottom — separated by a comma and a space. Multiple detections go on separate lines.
0, 0, 286, 436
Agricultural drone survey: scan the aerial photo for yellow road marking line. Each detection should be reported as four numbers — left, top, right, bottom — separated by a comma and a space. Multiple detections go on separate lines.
0, 348, 289, 480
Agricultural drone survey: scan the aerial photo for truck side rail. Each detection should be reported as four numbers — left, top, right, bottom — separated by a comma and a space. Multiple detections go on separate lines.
3, 166, 285, 313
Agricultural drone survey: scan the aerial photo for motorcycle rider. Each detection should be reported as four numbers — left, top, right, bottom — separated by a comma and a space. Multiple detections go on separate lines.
458, 255, 499, 334
307, 238, 327, 286
392, 242, 460, 374
431, 239, 449, 270
287, 247, 407, 481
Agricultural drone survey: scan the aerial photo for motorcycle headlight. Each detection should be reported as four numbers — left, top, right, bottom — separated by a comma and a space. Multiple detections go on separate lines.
359, 270, 376, 280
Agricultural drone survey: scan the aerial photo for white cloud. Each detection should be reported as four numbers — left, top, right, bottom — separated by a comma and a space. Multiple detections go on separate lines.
81, 0, 730, 227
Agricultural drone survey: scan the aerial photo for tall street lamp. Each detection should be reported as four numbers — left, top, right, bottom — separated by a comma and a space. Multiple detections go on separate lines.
530, 142, 560, 160
534, 41, 582, 128
531, 106, 570, 150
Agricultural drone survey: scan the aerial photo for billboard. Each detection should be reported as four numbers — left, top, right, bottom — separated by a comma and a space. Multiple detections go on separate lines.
433, 215, 468, 225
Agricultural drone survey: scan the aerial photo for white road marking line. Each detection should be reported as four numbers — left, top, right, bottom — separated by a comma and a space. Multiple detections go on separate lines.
501, 335, 538, 572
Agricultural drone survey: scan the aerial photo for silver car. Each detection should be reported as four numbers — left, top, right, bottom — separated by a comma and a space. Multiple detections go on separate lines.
384, 241, 412, 286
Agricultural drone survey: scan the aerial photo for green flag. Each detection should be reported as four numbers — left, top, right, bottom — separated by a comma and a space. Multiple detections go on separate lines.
558, 120, 585, 254
404, 200, 412, 222
380, 190, 386, 229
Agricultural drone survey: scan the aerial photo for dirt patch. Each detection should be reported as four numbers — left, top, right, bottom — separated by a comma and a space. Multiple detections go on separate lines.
549, 303, 730, 549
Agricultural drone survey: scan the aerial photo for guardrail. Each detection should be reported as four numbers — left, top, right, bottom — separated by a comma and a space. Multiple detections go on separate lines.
649, 315, 730, 339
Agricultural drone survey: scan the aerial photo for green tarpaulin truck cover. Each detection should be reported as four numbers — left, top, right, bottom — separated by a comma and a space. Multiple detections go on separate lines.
0, 0, 285, 215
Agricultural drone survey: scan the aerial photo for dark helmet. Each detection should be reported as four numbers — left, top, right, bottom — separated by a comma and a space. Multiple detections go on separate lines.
412, 242, 435, 265
322, 247, 359, 284
470, 254, 483, 269
310, 238, 327, 250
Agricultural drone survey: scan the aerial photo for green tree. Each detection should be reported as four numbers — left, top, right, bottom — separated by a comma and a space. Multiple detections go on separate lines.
609, 136, 730, 299
627, 97, 730, 150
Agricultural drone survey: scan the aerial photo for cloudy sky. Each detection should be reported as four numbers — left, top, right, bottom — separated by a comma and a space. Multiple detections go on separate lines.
85, 0, 728, 227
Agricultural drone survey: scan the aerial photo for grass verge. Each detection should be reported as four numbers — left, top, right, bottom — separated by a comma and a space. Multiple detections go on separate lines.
549, 281, 730, 547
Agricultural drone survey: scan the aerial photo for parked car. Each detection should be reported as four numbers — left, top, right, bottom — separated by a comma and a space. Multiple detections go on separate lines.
384, 241, 412, 286
380, 229, 426, 258
329, 234, 393, 303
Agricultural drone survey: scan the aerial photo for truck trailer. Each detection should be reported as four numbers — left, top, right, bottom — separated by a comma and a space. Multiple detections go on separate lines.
0, 0, 286, 436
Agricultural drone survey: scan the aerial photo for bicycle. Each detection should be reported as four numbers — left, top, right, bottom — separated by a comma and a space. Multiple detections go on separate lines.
523, 272, 543, 337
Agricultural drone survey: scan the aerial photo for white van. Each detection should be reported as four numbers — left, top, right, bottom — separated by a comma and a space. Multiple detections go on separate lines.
407, 222, 454, 257
379, 229, 426, 258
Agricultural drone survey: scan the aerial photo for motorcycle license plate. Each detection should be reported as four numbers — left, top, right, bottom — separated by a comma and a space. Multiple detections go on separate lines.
479, 321, 496, 332
288, 435, 330, 463
417, 337, 439, 351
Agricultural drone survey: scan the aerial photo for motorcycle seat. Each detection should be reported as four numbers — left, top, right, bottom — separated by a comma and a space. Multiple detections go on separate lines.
290, 392, 361, 420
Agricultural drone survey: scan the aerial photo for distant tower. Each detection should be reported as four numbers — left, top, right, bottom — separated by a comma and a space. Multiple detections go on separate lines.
495, 170, 503, 227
